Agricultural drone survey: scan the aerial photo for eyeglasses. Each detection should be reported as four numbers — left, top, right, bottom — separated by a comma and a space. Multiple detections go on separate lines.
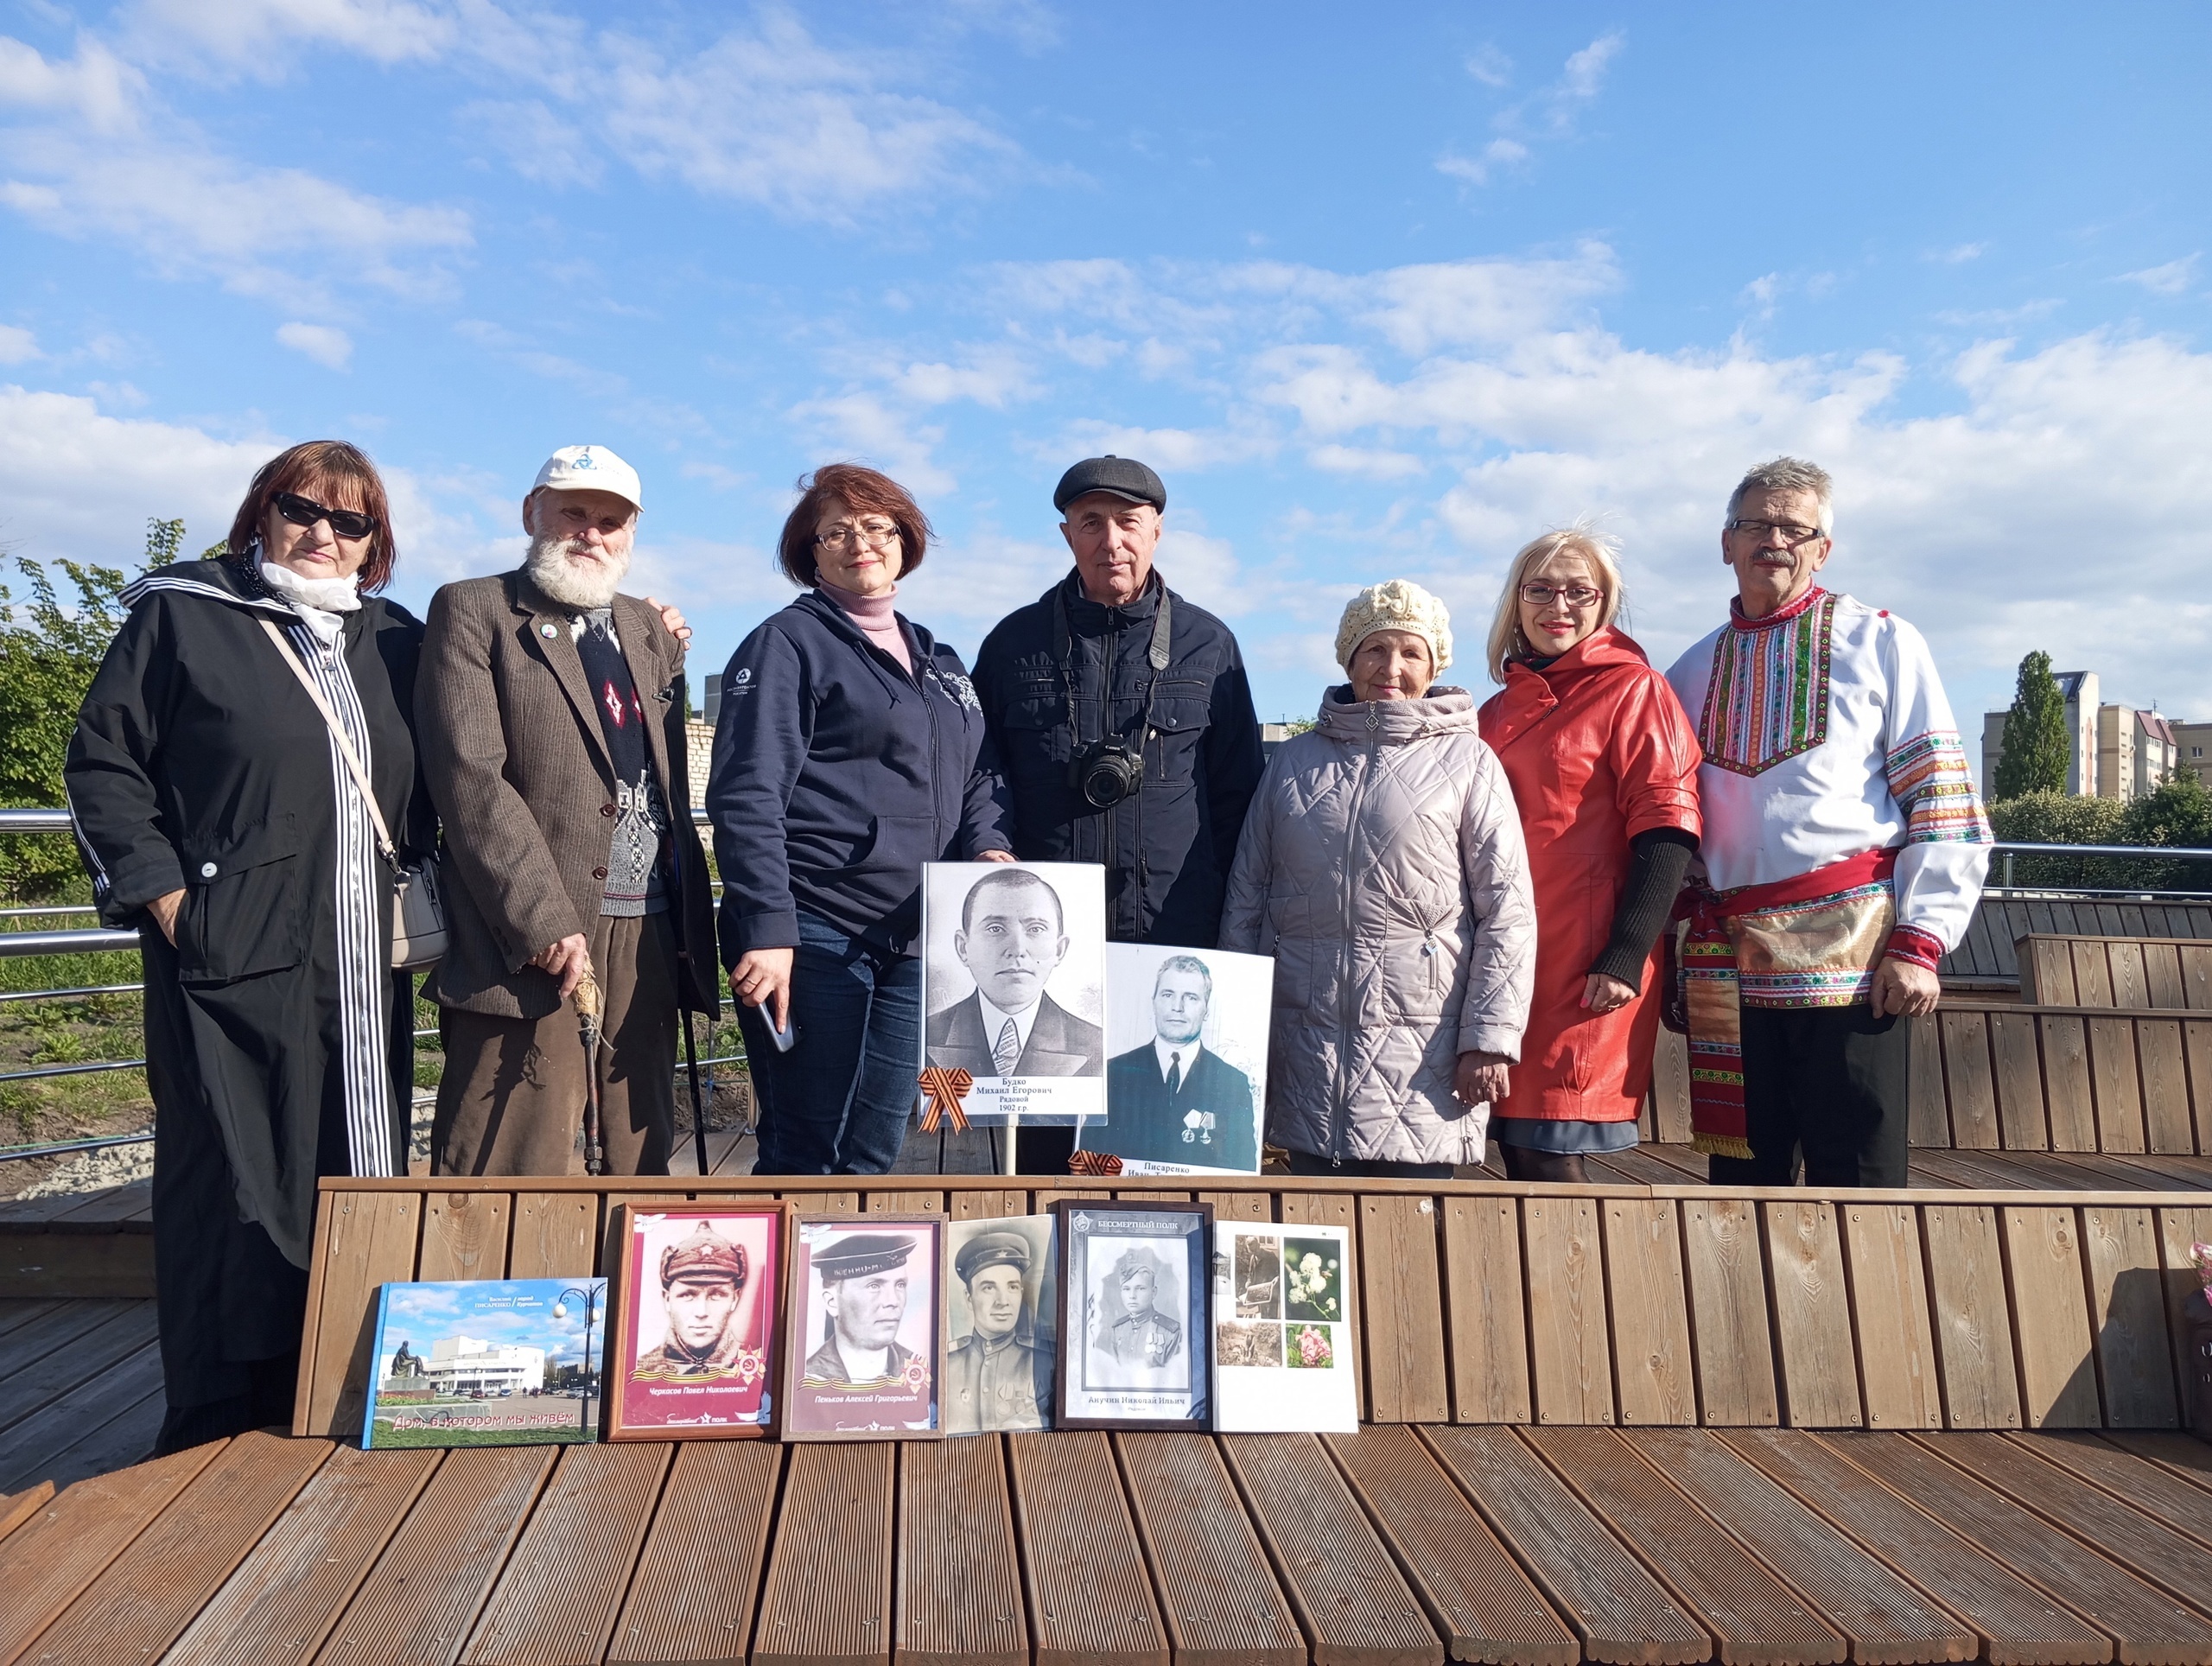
273, 492, 378, 542
1519, 582, 1605, 608
815, 518, 902, 551
1726, 518, 1826, 547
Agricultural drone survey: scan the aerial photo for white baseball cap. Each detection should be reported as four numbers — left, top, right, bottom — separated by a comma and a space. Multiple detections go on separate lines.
531, 444, 642, 512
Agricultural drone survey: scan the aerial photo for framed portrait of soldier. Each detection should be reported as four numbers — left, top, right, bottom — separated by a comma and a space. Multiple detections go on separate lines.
1081, 944, 1271, 1175
1051, 1199, 1212, 1430
943, 1214, 1057, 1434
921, 862, 1105, 1127
781, 1215, 945, 1440
1211, 1219, 1358, 1432
606, 1204, 788, 1440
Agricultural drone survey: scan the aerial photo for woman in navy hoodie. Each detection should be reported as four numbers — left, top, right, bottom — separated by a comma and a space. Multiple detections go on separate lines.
709, 464, 1014, 1173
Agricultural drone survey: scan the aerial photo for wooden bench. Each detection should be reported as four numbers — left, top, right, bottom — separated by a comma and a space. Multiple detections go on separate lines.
1942, 897, 2212, 990
2020, 934, 2212, 1012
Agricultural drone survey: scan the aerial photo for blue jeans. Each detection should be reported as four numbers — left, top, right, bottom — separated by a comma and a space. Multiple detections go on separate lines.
741, 912, 919, 1176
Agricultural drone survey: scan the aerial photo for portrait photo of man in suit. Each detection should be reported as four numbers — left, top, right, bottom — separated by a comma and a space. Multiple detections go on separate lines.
1100, 954, 1258, 1172
926, 867, 1104, 1078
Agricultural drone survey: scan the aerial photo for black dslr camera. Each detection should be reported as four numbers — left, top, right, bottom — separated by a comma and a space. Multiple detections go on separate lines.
1054, 588, 1173, 811
1071, 737, 1147, 808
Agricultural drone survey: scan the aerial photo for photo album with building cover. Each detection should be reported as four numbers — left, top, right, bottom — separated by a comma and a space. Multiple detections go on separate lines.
361, 1277, 608, 1449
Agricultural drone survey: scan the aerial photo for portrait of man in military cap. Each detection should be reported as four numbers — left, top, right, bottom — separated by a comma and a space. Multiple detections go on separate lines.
634, 1221, 751, 1378
787, 1218, 944, 1439
944, 1217, 1055, 1434
1052, 1200, 1211, 1428
804, 1230, 922, 1387
1091, 1243, 1185, 1379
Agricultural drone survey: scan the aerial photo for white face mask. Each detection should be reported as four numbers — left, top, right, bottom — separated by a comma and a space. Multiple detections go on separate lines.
258, 556, 362, 615
525, 528, 631, 610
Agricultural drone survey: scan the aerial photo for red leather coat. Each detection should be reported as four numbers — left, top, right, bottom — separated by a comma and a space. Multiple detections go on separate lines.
1477, 629, 1700, 1122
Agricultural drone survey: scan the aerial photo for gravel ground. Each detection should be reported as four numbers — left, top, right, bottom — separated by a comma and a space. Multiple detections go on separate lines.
16, 1135, 155, 1198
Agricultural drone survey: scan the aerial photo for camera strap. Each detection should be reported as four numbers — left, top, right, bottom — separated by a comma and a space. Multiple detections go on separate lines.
1052, 582, 1173, 750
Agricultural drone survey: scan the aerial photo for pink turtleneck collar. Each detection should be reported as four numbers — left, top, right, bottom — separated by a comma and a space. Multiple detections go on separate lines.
817, 576, 912, 672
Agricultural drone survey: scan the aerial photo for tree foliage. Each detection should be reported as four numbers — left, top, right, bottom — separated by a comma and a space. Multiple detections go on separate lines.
1987, 774, 2212, 890
1993, 649, 2071, 799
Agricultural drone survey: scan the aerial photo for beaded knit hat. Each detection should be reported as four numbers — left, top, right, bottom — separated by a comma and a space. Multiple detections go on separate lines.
1333, 578, 1453, 673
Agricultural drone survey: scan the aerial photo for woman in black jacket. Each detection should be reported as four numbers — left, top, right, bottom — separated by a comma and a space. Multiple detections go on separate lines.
67, 441, 429, 1453
709, 463, 1013, 1174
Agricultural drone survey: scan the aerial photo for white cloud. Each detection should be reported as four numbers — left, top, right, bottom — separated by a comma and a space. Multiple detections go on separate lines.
1154, 527, 1242, 616
460, 98, 604, 188
124, 0, 456, 73
1309, 443, 1424, 480
2123, 255, 2199, 296
0, 324, 37, 363
1930, 242, 1986, 264
276, 321, 352, 368
786, 391, 955, 496
1440, 31, 1621, 189
1436, 138, 1527, 188
1463, 45, 1512, 89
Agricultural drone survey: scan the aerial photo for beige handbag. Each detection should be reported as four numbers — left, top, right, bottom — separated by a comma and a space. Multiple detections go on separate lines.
260, 619, 448, 970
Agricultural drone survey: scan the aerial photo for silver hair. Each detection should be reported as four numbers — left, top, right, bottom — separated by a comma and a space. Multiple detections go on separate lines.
1153, 953, 1213, 999
1724, 456, 1834, 535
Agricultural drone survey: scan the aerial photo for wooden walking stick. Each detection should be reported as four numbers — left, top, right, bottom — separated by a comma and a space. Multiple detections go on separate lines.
682, 1008, 711, 1177
573, 969, 606, 1178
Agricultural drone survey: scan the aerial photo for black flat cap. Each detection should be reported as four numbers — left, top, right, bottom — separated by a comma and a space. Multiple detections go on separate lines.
1053, 455, 1166, 513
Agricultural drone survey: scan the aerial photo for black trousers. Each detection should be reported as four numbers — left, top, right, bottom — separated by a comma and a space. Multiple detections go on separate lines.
1707, 1002, 1911, 1188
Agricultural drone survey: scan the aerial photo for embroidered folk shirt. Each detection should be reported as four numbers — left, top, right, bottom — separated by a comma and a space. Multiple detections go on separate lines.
1665, 587, 1992, 980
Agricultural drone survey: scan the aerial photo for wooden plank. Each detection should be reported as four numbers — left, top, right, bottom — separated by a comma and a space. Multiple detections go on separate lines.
1118, 1432, 1305, 1666
1923, 1205, 2024, 1429
2107, 1430, 2212, 1491
1990, 1009, 2052, 1151
952, 1188, 1024, 1220
0, 1439, 222, 1666
1626, 1428, 1974, 1664
0, 1335, 162, 1497
2182, 947, 2212, 1012
19, 1432, 329, 1666
461, 1442, 672, 1666
1760, 1203, 1862, 1428
1200, 1191, 1273, 1223
0, 1298, 130, 1383
1362, 1194, 1449, 1424
416, 1191, 511, 1283
607, 1443, 779, 1666
1839, 1202, 1943, 1430
1522, 1196, 1611, 1426
1522, 1426, 1847, 1666
1420, 1426, 1709, 1663
165, 1445, 441, 1666
1320, 1427, 1578, 1666
1681, 1198, 1779, 1428
2021, 938, 2075, 1006
871, 1189, 948, 1215
1006, 1430, 1168, 1666
2088, 1017, 2148, 1154
0, 1481, 51, 1548
1442, 1196, 1530, 1425
2145, 944, 2186, 1010
9, 1370, 165, 1500
2042, 1015, 2098, 1153
1910, 1432, 2212, 1618
1222, 1433, 1443, 1666
2189, 1022, 2212, 1154
1839, 1431, 2212, 1659
2108, 941, 2152, 1011
2020, 1432, 2212, 1548
0, 1302, 61, 1343
507, 1192, 597, 1280
2000, 1206, 2101, 1429
895, 1437, 1027, 1666
1650, 1028, 1694, 1145
2080, 1207, 2182, 1429
1719, 1429, 2110, 1665
1939, 1012, 2000, 1149
0, 1300, 158, 1433
2138, 1021, 2196, 1156
1598, 1199, 1694, 1427
315, 1445, 556, 1666
1907, 1015, 1948, 1148
1279, 1192, 1357, 1230
300, 1190, 423, 1439
2153, 1206, 2212, 1423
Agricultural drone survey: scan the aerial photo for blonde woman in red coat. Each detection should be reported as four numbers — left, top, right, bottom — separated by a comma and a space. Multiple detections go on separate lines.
1475, 529, 1701, 1181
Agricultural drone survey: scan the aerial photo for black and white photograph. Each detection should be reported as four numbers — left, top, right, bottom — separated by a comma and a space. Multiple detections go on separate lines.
922, 862, 1106, 1126
1081, 944, 1271, 1175
943, 1213, 1057, 1434
1211, 1222, 1358, 1433
1052, 1199, 1211, 1429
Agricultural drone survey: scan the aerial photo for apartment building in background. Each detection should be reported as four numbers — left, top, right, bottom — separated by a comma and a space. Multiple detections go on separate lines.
1982, 668, 2187, 800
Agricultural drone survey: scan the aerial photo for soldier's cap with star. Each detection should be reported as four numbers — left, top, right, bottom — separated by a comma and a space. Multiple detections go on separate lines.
955, 1230, 1032, 1285
1109, 1245, 1168, 1286
660, 1222, 747, 1289
814, 1232, 917, 1283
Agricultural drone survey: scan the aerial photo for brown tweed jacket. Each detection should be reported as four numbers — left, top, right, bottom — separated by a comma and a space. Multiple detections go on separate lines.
416, 569, 718, 1021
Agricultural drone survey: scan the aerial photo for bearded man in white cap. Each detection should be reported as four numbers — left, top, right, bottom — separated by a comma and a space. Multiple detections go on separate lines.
417, 446, 719, 1176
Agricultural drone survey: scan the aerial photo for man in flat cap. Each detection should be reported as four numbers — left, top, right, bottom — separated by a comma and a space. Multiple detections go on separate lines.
972, 456, 1264, 1173
1094, 1244, 1182, 1371
945, 1229, 1049, 1433
635, 1221, 752, 1377
804, 1232, 923, 1388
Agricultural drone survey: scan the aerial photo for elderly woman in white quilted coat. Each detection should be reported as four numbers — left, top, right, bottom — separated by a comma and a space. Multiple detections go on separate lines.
1220, 580, 1536, 1176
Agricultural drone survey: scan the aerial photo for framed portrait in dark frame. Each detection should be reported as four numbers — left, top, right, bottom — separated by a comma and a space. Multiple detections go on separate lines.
606, 1202, 791, 1440
780, 1214, 946, 1440
1051, 1198, 1213, 1430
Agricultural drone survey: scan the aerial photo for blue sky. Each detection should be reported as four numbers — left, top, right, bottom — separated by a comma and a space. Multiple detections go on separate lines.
3, 2, 2208, 738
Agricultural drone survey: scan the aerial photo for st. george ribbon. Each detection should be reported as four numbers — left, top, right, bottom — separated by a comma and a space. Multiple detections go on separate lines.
917, 1066, 974, 1133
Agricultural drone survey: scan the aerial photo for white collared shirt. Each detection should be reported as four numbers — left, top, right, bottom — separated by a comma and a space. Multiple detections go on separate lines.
977, 991, 1040, 1060
1154, 1037, 1205, 1084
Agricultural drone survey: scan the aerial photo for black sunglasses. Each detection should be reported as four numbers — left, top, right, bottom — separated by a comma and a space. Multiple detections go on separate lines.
273, 492, 378, 542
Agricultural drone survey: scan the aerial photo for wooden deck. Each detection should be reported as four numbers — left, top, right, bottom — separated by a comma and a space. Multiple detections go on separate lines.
7, 1423, 2212, 1665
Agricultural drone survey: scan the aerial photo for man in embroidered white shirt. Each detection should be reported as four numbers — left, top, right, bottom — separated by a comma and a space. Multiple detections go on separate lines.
1666, 457, 1992, 1186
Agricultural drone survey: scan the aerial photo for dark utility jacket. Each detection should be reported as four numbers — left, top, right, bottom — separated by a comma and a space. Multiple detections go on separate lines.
709, 589, 1011, 963
971, 572, 1262, 946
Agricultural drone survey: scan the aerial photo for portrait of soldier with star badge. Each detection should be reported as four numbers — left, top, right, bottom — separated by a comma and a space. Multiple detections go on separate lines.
1051, 1199, 1212, 1430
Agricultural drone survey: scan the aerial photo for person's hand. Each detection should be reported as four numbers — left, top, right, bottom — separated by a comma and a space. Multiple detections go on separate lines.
147, 888, 184, 945
1581, 972, 1636, 1014
1871, 957, 1942, 1019
644, 595, 692, 646
976, 849, 1019, 864
532, 933, 593, 1000
1454, 1050, 1513, 1109
731, 946, 796, 1032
